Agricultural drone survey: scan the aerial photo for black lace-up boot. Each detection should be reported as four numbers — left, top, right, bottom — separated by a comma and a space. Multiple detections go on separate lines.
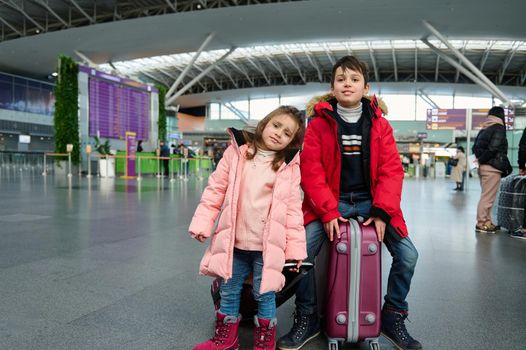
277, 312, 319, 350
381, 310, 422, 350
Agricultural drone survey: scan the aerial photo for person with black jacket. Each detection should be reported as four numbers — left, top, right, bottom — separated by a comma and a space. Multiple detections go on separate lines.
472, 106, 512, 233
511, 128, 526, 239
159, 140, 170, 176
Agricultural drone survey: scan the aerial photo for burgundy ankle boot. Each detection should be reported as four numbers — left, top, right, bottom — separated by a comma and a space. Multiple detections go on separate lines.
193, 312, 241, 350
253, 317, 277, 350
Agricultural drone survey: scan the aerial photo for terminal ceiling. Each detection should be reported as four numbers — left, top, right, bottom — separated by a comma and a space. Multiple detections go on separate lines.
1, 0, 526, 106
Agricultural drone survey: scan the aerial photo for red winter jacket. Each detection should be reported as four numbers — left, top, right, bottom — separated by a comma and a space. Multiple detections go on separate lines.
300, 95, 408, 238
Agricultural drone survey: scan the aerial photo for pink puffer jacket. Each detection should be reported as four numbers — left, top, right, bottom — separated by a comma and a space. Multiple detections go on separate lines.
189, 129, 307, 294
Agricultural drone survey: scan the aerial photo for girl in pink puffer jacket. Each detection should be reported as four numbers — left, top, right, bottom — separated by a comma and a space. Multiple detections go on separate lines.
190, 106, 307, 350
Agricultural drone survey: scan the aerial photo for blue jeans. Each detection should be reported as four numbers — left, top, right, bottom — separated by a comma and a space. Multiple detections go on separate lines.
295, 191, 418, 314
219, 248, 276, 320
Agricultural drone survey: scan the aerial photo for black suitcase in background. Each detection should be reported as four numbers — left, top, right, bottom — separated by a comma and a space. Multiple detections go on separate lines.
497, 175, 526, 231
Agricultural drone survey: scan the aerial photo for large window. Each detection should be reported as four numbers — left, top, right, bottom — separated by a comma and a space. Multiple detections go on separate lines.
248, 97, 279, 120
207, 93, 504, 122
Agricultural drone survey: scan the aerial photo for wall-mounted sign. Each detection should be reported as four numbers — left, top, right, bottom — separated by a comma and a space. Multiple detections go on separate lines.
471, 108, 514, 130
426, 109, 467, 130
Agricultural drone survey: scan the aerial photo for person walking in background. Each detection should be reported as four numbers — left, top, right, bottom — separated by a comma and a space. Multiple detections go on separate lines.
510, 127, 526, 239
472, 106, 512, 233
159, 140, 170, 176
137, 140, 143, 153
451, 146, 467, 191
189, 106, 306, 350
278, 56, 421, 350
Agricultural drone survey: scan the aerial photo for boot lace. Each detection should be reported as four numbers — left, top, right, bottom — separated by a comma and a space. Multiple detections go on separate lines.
393, 314, 414, 344
211, 319, 230, 345
254, 324, 273, 348
289, 312, 309, 340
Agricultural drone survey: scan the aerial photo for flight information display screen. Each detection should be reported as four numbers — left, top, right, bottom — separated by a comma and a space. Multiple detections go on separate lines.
82, 66, 154, 140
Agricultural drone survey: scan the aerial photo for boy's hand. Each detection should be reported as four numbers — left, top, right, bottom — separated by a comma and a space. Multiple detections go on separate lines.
194, 234, 206, 243
323, 217, 348, 241
520, 168, 526, 176
363, 217, 386, 242
286, 259, 303, 273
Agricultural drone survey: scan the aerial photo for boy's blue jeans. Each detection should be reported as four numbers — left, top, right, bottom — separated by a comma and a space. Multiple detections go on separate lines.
219, 248, 276, 320
295, 191, 418, 315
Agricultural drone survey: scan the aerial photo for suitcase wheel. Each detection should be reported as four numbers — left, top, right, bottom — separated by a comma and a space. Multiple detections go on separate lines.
328, 339, 339, 350
368, 340, 380, 350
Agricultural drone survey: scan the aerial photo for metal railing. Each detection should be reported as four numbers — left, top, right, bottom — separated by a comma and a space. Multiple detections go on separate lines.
0, 151, 215, 180
0, 151, 48, 175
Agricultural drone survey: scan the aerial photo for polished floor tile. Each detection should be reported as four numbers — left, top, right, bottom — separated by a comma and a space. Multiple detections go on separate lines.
0, 170, 525, 349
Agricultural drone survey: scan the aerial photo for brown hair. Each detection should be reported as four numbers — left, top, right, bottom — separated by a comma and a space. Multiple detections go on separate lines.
330, 55, 369, 88
243, 105, 305, 171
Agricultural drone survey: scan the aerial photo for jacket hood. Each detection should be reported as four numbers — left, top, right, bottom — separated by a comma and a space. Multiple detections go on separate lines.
305, 93, 388, 118
226, 127, 300, 165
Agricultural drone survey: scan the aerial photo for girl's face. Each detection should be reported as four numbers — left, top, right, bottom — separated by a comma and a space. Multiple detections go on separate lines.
260, 114, 299, 152
331, 67, 369, 108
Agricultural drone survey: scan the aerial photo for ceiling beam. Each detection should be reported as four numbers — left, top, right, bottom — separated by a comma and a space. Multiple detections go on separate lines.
31, 0, 69, 27
303, 44, 322, 82
245, 56, 271, 85
214, 65, 239, 88
142, 71, 168, 86
264, 55, 287, 84
74, 50, 97, 66
434, 55, 440, 82
0, 0, 45, 31
166, 47, 236, 105
521, 70, 526, 86
70, 0, 95, 24
228, 60, 255, 87
418, 89, 440, 109
193, 64, 222, 89
368, 42, 379, 82
165, 0, 176, 11
283, 50, 306, 83
166, 32, 215, 98
422, 38, 510, 105
390, 40, 398, 82
223, 102, 249, 124
423, 20, 513, 107
0, 15, 22, 36
323, 43, 335, 65
414, 44, 417, 82
498, 41, 520, 84
479, 40, 495, 71
455, 41, 468, 83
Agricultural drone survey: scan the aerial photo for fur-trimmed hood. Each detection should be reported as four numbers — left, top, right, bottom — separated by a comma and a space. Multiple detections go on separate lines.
306, 93, 388, 118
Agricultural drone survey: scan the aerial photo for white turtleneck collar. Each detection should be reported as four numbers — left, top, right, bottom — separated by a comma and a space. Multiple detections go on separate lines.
337, 102, 362, 123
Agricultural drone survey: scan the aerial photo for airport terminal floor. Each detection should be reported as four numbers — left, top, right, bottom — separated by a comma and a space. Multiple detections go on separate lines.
1, 169, 525, 350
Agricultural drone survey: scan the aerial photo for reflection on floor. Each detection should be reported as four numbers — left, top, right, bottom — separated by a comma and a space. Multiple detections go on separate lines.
0, 172, 525, 349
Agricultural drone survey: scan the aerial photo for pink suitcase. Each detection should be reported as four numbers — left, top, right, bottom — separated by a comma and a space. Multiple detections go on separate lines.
324, 219, 381, 350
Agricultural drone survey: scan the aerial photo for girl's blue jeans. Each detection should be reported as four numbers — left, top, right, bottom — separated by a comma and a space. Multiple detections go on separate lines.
219, 248, 276, 320
294, 191, 418, 315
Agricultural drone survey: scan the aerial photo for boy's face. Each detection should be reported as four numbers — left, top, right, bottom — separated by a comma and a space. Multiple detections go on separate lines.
260, 114, 298, 152
331, 67, 369, 108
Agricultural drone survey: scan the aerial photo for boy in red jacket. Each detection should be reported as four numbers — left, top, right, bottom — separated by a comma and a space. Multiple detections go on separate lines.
278, 56, 422, 350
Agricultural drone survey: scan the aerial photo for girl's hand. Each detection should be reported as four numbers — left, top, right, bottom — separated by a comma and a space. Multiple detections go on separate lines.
323, 217, 348, 241
195, 234, 206, 243
363, 217, 386, 242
